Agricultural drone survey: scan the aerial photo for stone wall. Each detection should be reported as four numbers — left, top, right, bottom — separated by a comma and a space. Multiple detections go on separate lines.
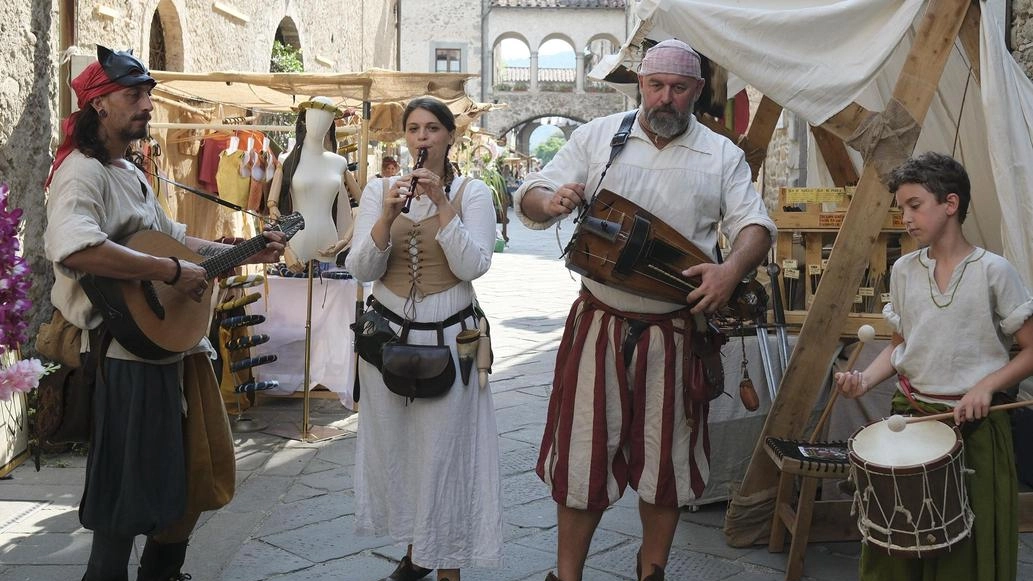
1009, 0, 1033, 75
0, 1, 57, 337
71, 0, 395, 73
399, 0, 483, 97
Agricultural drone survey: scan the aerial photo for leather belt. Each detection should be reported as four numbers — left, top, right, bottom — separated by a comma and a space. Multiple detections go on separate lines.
367, 296, 476, 330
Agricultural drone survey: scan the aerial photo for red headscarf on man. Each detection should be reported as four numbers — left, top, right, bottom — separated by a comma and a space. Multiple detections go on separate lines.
45, 45, 156, 187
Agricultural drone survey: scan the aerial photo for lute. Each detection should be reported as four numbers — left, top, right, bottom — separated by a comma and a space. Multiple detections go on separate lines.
81, 213, 304, 360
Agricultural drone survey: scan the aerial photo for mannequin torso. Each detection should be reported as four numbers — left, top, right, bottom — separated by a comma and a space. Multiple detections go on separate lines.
286, 100, 351, 263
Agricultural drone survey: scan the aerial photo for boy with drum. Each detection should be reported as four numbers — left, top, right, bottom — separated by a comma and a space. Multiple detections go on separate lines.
836, 151, 1033, 580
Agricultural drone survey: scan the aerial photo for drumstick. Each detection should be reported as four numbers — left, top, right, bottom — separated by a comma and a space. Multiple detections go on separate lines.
886, 399, 1033, 432
809, 324, 877, 442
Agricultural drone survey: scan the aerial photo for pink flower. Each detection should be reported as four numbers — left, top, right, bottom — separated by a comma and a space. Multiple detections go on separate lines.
0, 357, 58, 401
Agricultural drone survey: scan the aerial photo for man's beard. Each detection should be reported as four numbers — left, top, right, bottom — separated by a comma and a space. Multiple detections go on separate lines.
122, 116, 150, 141
645, 104, 691, 139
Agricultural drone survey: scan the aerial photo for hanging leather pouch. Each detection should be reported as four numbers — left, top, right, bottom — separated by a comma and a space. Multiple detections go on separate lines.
687, 321, 729, 402
351, 308, 398, 371
381, 322, 455, 401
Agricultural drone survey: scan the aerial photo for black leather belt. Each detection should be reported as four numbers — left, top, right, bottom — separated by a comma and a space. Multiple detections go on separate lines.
367, 296, 476, 330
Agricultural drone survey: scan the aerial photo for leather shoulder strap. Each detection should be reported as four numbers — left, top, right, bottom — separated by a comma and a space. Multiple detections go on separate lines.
608, 109, 638, 165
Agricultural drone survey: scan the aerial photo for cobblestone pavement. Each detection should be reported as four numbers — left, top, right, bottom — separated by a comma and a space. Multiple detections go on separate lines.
2, 212, 1032, 581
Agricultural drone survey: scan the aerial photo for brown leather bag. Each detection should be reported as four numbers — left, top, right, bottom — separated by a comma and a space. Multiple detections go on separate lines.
380, 322, 455, 401
688, 324, 729, 402
35, 309, 83, 369
33, 310, 108, 451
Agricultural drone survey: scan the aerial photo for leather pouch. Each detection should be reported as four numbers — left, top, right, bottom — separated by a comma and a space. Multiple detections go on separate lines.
381, 322, 455, 401
350, 308, 398, 371
688, 322, 728, 402
35, 309, 83, 369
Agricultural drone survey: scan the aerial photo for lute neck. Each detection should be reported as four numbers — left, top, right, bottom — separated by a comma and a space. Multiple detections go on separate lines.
199, 235, 268, 279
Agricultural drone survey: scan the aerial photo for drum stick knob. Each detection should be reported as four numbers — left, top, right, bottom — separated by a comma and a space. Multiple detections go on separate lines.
843, 324, 876, 371
810, 324, 876, 442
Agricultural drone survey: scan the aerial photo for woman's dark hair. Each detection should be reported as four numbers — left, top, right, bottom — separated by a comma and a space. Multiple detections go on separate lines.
887, 151, 971, 223
402, 97, 457, 193
73, 106, 113, 165
276, 110, 339, 214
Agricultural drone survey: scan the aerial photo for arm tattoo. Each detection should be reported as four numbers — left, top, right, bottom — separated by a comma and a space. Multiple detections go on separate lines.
196, 244, 225, 258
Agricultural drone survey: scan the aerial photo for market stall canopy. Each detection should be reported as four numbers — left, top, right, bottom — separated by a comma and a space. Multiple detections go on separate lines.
150, 68, 501, 141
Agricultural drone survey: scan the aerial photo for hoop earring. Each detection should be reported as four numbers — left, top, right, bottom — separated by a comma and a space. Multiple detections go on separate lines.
97, 109, 108, 118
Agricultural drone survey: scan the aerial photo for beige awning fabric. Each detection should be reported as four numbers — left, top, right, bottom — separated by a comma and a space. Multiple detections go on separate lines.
150, 69, 501, 141
151, 69, 473, 109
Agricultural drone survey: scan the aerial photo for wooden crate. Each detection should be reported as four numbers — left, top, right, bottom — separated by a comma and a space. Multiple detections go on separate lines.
769, 187, 919, 339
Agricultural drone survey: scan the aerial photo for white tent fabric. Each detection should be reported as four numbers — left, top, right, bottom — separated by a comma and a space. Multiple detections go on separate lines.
597, 0, 1033, 285
981, 8, 1033, 286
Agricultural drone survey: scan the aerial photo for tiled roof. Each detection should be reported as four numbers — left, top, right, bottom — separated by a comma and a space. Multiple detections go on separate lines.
499, 67, 576, 82
491, 0, 625, 8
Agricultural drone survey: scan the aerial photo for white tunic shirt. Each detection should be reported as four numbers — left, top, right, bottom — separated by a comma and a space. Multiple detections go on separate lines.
45, 151, 189, 361
514, 110, 776, 314
886, 247, 1033, 401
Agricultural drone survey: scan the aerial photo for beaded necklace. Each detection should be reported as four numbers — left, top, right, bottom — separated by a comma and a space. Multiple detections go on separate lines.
920, 247, 984, 309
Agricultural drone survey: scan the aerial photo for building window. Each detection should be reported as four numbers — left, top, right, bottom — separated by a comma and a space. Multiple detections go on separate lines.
435, 48, 461, 72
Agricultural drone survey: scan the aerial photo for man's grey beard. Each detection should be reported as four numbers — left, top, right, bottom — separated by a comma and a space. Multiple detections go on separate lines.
645, 106, 690, 138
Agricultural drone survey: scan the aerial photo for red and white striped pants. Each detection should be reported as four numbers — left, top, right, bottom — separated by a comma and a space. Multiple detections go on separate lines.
536, 293, 711, 510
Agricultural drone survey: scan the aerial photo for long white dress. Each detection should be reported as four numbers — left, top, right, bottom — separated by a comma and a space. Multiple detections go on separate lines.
346, 175, 503, 569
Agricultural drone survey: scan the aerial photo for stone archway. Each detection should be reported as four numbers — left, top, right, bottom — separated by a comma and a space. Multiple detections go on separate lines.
485, 91, 624, 144
272, 17, 303, 72
149, 0, 185, 71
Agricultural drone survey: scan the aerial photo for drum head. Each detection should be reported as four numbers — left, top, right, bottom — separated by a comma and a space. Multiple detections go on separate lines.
850, 419, 957, 467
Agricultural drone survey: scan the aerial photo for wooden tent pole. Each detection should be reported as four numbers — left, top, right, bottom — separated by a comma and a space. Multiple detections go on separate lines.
959, 1, 982, 81
742, 96, 784, 179
726, 0, 977, 539
699, 96, 783, 181
809, 126, 860, 186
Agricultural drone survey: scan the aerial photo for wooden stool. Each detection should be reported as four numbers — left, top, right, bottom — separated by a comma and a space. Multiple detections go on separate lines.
764, 437, 852, 581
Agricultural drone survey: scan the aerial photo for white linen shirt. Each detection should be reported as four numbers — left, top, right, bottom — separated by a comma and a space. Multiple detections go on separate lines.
45, 150, 190, 361
514, 110, 776, 314
885, 247, 1033, 402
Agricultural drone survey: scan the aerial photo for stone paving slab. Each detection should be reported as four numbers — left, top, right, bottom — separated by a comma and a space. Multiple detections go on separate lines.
0, 531, 92, 565
4, 503, 81, 534
258, 446, 319, 476
502, 471, 552, 508
262, 515, 392, 564
513, 526, 630, 558
500, 445, 542, 477
262, 553, 395, 581
254, 491, 355, 538
218, 540, 317, 581
221, 474, 294, 514
0, 564, 116, 581
185, 507, 272, 581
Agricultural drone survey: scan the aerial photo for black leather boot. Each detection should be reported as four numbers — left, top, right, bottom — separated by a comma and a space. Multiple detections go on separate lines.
377, 554, 432, 581
136, 539, 189, 581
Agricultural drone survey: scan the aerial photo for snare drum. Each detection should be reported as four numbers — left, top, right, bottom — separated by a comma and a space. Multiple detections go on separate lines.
848, 418, 974, 558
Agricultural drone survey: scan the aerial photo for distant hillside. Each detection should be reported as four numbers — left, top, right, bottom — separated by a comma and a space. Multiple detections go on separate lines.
505, 52, 576, 68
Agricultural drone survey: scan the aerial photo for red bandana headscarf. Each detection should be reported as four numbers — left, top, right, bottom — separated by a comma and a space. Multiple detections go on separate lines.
44, 62, 128, 188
